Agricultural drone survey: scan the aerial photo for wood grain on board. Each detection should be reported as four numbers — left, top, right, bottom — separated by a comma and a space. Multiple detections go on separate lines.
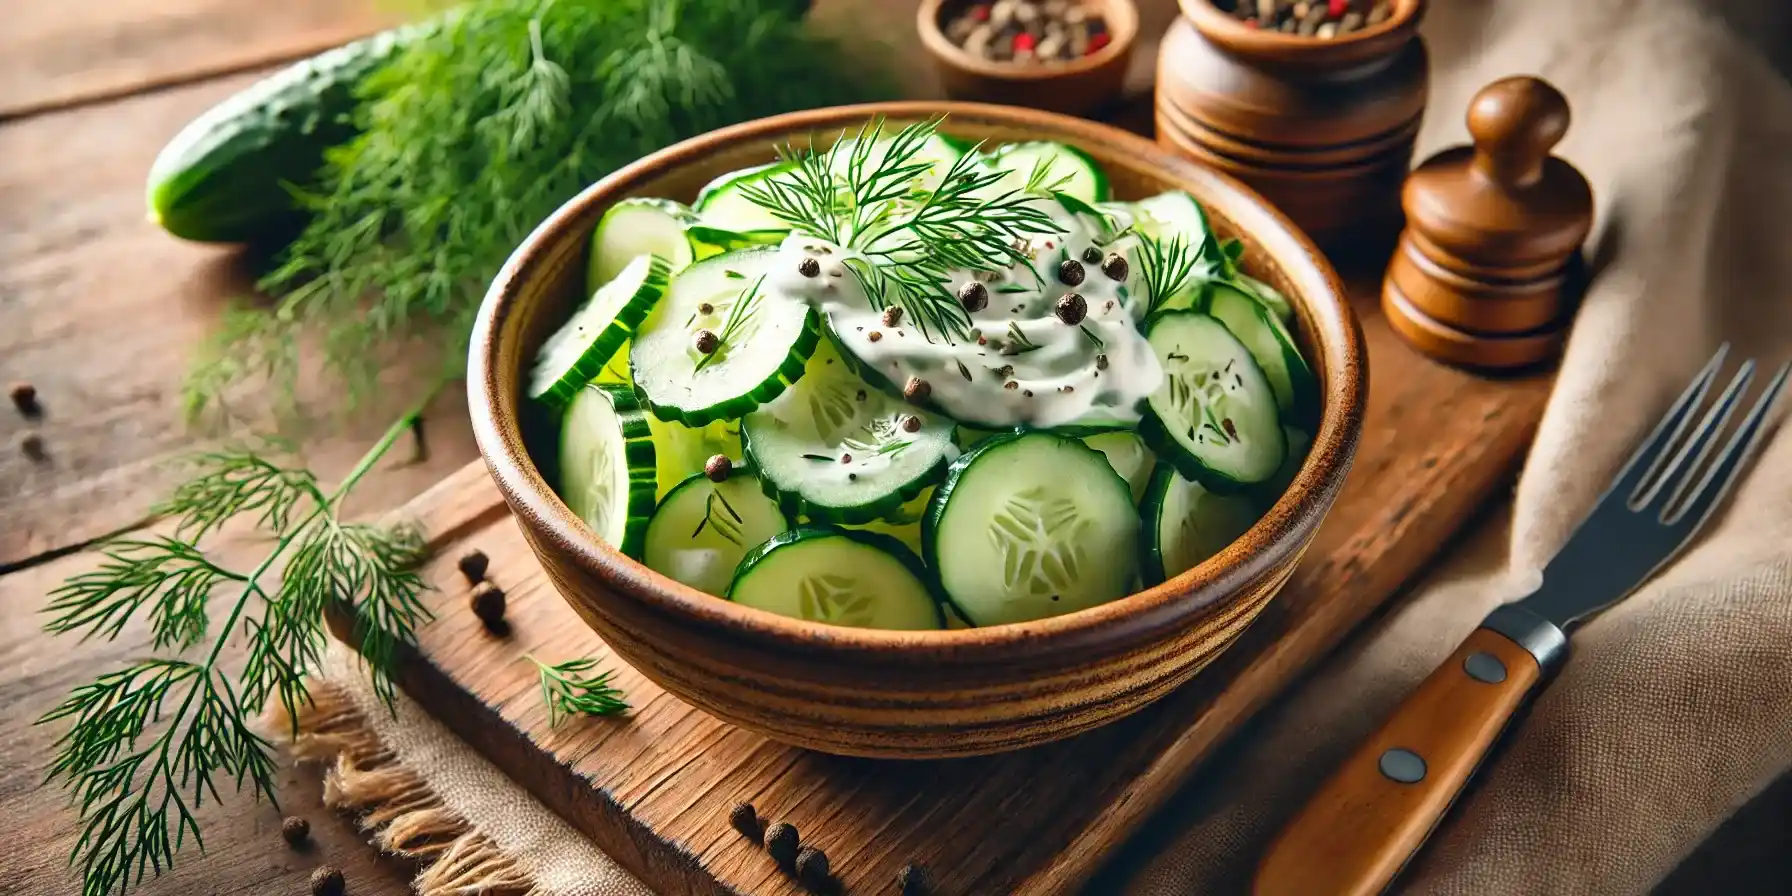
0, 73, 480, 570
329, 282, 1553, 896
1, 0, 389, 120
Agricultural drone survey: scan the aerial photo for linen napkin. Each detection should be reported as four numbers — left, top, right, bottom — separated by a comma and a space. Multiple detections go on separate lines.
1104, 0, 1792, 892
286, 0, 1792, 893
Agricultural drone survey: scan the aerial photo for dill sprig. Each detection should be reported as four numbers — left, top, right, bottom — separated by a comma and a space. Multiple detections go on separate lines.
37, 400, 438, 896
691, 489, 745, 545
529, 655, 630, 726
183, 0, 894, 422
694, 274, 766, 373
1139, 233, 1201, 314
739, 116, 1059, 344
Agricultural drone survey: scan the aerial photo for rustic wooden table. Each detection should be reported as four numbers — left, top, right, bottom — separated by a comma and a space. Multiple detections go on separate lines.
2, 1, 1782, 894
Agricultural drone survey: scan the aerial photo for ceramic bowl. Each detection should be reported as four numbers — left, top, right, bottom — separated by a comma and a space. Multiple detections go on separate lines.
469, 101, 1366, 759
915, 0, 1139, 117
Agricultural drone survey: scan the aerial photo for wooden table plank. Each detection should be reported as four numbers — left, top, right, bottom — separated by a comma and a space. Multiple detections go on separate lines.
1, 0, 388, 120
0, 72, 480, 569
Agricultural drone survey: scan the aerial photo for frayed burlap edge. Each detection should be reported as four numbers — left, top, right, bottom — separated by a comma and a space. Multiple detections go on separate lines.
267, 678, 540, 896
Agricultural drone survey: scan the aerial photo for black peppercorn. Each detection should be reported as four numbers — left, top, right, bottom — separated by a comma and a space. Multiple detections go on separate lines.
1081, 246, 1102, 264
698, 302, 715, 315
795, 846, 831, 890
902, 377, 932, 404
704, 454, 733, 483
470, 581, 506, 630
1057, 258, 1086, 286
456, 549, 489, 584
897, 862, 932, 895
8, 381, 39, 416
309, 866, 345, 896
956, 281, 988, 312
729, 802, 760, 838
798, 257, 822, 278
901, 415, 922, 433
18, 431, 46, 461
1101, 253, 1130, 282
693, 329, 720, 355
881, 306, 904, 327
1054, 292, 1087, 325
763, 822, 800, 867
281, 816, 311, 848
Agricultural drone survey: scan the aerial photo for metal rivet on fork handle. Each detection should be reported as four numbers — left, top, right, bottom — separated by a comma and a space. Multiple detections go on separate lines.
1464, 652, 1508, 683
1379, 748, 1427, 784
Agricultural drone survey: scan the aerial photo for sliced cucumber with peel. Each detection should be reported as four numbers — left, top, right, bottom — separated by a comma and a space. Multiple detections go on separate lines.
644, 412, 741, 499
985, 141, 1109, 203
742, 340, 956, 524
727, 526, 944, 630
630, 248, 819, 427
924, 431, 1138, 626
1140, 311, 1286, 492
1207, 281, 1317, 423
643, 469, 790, 597
1139, 462, 1263, 586
1129, 191, 1213, 253
695, 162, 797, 235
530, 254, 671, 408
587, 199, 698, 293
558, 384, 658, 558
1083, 431, 1156, 504
1262, 425, 1313, 499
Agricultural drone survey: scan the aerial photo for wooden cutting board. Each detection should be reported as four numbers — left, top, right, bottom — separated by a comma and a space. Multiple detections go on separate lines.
330, 284, 1551, 896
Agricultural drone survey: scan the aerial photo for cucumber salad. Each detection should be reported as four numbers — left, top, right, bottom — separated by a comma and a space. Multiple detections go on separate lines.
528, 117, 1317, 631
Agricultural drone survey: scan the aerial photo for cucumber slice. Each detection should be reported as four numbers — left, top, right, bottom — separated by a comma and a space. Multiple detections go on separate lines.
852, 487, 933, 555
986, 141, 1109, 203
529, 254, 671, 408
1206, 282, 1317, 423
694, 162, 796, 235
743, 340, 956, 524
1129, 191, 1213, 252
643, 469, 790, 597
1139, 462, 1262, 586
587, 198, 698, 293
727, 526, 944, 630
629, 248, 819, 427
923, 431, 1138, 626
1261, 425, 1313, 499
1234, 271, 1295, 322
1141, 311, 1286, 491
557, 384, 658, 558
1083, 431, 1155, 504
686, 225, 787, 259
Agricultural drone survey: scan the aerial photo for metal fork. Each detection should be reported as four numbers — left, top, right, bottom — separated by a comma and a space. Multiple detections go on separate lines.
1256, 344, 1790, 896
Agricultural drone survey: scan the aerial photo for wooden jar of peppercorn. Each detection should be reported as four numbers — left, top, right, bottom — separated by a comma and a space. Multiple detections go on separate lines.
1155, 0, 1428, 255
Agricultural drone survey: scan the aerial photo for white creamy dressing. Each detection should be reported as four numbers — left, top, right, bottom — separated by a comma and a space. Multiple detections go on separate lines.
764, 197, 1164, 430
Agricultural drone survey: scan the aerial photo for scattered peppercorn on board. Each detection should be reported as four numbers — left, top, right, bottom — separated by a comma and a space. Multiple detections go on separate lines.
327, 279, 1549, 896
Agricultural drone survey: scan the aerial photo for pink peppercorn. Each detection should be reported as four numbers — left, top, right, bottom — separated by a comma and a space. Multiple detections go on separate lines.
1013, 32, 1036, 53
1087, 32, 1111, 52
1327, 0, 1349, 16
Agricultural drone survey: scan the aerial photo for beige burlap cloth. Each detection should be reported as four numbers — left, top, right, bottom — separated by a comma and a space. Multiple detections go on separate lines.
289, 0, 1792, 892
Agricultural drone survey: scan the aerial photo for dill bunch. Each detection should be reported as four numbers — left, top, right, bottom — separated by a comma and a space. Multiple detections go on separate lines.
184, 0, 894, 419
38, 409, 434, 896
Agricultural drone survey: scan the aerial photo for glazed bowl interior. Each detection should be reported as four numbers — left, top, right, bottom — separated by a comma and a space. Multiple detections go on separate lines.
471, 101, 1363, 662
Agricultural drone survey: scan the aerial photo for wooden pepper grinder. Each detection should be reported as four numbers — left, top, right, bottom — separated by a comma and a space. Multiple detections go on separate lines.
1381, 75, 1593, 371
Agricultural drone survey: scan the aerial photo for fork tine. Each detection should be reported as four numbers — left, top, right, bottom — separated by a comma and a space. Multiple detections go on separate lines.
1665, 360, 1790, 529
1611, 344, 1729, 507
1642, 360, 1755, 511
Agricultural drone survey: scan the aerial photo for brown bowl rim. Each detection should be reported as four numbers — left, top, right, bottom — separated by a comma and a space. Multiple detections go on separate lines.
1181, 0, 1425, 67
915, 0, 1140, 82
469, 100, 1366, 661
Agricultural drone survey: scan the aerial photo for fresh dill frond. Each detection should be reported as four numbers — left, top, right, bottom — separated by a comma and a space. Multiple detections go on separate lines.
1023, 155, 1072, 195
185, 0, 894, 422
530, 655, 630, 726
741, 116, 1059, 344
691, 489, 745, 545
695, 274, 766, 373
1139, 233, 1201, 314
37, 400, 438, 896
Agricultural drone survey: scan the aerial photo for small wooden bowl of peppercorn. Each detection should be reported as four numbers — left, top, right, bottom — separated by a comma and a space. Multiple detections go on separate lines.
918, 0, 1140, 117
470, 101, 1365, 759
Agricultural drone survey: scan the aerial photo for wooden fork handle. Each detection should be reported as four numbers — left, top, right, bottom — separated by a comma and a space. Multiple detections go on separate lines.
1255, 608, 1569, 896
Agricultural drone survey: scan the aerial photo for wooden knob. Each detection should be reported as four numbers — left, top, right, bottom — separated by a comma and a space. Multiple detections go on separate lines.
1466, 76, 1570, 189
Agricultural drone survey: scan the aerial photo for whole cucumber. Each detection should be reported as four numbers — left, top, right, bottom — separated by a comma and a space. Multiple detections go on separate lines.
145, 26, 422, 243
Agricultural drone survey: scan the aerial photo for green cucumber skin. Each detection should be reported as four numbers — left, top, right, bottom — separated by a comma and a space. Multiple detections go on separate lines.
634, 312, 821, 428
146, 26, 422, 243
560, 384, 660, 559
725, 525, 948, 627
534, 254, 673, 410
